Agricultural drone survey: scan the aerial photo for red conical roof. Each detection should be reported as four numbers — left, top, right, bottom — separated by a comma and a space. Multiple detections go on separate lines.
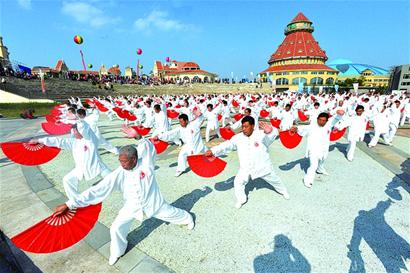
291, 12, 311, 23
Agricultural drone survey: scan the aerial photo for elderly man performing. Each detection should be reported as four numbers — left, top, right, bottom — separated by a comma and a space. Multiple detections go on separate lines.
54, 145, 194, 266
295, 111, 343, 188
29, 120, 111, 199
205, 116, 290, 209
154, 110, 206, 177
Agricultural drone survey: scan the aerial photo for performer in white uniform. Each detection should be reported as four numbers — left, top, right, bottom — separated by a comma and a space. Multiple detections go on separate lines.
206, 116, 290, 208
335, 105, 368, 161
155, 110, 206, 177
203, 103, 221, 142
54, 145, 194, 266
296, 111, 343, 188
151, 104, 170, 137
30, 120, 111, 199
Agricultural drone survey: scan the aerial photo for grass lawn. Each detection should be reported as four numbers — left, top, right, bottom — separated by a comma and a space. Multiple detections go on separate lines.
0, 103, 58, 118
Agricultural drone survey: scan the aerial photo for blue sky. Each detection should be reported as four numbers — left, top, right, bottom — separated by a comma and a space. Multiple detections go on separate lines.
1, 0, 409, 78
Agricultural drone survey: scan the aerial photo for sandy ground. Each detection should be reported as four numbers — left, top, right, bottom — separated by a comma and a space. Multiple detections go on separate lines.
39, 115, 410, 273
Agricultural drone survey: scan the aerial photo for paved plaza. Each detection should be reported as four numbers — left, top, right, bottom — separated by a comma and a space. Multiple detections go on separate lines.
0, 116, 409, 273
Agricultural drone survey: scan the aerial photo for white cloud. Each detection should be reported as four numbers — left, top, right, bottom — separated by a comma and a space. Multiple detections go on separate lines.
17, 0, 31, 9
61, 1, 120, 28
134, 10, 195, 32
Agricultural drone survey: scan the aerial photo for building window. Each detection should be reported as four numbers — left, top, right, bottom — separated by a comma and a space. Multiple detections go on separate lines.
292, 77, 307, 85
310, 77, 324, 85
401, 82, 410, 86
276, 78, 289, 85
403, 74, 410, 79
311, 71, 318, 75
325, 78, 334, 84
318, 71, 324, 74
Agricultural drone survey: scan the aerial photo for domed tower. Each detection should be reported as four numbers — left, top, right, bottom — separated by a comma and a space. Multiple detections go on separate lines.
260, 12, 338, 91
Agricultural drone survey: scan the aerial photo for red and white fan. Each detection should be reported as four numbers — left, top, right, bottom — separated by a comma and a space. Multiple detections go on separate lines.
220, 127, 235, 140
41, 122, 72, 135
233, 113, 243, 121
270, 118, 281, 129
94, 100, 109, 112
167, 109, 179, 119
132, 126, 151, 136
187, 154, 227, 178
12, 203, 102, 253
232, 100, 239, 107
298, 110, 308, 122
330, 127, 346, 141
259, 109, 270, 118
1, 142, 61, 166
279, 130, 303, 149
149, 138, 169, 154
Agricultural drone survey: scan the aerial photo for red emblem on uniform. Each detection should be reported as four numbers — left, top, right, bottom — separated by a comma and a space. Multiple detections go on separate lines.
84, 145, 88, 151
191, 130, 194, 134
254, 142, 259, 147
140, 171, 145, 179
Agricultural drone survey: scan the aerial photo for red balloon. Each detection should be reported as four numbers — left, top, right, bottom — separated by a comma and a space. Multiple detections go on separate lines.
137, 48, 142, 55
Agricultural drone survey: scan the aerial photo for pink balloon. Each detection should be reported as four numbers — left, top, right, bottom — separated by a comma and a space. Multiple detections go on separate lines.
166, 57, 170, 62
137, 48, 142, 55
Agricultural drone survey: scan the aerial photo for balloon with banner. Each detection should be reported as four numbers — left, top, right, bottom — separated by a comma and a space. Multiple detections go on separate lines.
39, 69, 45, 93
334, 84, 339, 93
298, 81, 304, 93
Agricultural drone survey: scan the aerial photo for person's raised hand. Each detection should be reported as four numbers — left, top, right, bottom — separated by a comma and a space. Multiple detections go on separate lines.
121, 124, 140, 139
259, 121, 273, 134
204, 150, 214, 157
29, 138, 39, 144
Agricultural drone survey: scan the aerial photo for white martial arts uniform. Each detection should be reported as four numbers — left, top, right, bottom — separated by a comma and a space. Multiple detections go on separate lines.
158, 116, 206, 174
39, 121, 111, 199
280, 110, 295, 130
151, 110, 170, 137
400, 100, 410, 126
66, 164, 192, 260
84, 108, 118, 154
335, 114, 368, 161
298, 116, 340, 187
211, 129, 289, 205
368, 110, 390, 147
203, 108, 221, 142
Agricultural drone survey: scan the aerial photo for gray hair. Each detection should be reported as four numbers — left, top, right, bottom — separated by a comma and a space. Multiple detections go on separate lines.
119, 145, 138, 159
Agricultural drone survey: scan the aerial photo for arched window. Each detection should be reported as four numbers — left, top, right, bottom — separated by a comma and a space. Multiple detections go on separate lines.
183, 76, 190, 83
325, 78, 334, 85
292, 77, 307, 85
276, 78, 289, 85
310, 77, 323, 85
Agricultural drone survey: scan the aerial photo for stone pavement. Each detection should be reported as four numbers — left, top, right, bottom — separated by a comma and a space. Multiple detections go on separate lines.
0, 117, 409, 273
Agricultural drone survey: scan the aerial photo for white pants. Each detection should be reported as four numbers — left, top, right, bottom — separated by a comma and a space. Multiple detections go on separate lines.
386, 124, 398, 143
346, 140, 357, 161
205, 125, 221, 142
176, 146, 192, 172
221, 116, 230, 127
304, 155, 326, 186
234, 172, 288, 204
400, 114, 410, 126
63, 168, 111, 200
109, 203, 192, 258
368, 130, 390, 146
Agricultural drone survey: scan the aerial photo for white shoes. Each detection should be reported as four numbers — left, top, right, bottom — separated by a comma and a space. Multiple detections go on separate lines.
187, 220, 195, 230
235, 201, 245, 209
108, 256, 119, 266
303, 179, 312, 188
317, 170, 329, 176
282, 192, 290, 200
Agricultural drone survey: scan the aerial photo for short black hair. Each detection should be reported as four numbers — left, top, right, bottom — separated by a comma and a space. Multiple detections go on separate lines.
355, 105, 365, 111
77, 108, 86, 118
154, 104, 161, 111
314, 102, 320, 107
285, 104, 291, 108
68, 107, 76, 114
244, 108, 251, 114
242, 115, 255, 125
178, 114, 189, 122
317, 112, 329, 120
207, 104, 213, 109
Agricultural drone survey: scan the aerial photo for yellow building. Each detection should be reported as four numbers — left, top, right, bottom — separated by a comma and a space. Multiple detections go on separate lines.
0, 36, 11, 70
125, 67, 135, 78
259, 12, 338, 91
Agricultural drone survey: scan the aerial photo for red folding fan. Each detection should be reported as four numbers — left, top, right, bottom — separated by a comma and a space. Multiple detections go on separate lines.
149, 138, 169, 154
218, 114, 222, 121
187, 154, 227, 178
298, 110, 308, 122
45, 114, 59, 123
41, 122, 72, 135
126, 112, 137, 121
113, 107, 128, 119
94, 100, 109, 112
270, 118, 281, 129
232, 100, 239, 107
12, 203, 102, 253
366, 121, 371, 130
279, 130, 303, 149
1, 142, 61, 166
220, 127, 235, 140
167, 109, 179, 119
330, 128, 346, 141
132, 126, 151, 136
260, 109, 270, 118
233, 113, 243, 121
